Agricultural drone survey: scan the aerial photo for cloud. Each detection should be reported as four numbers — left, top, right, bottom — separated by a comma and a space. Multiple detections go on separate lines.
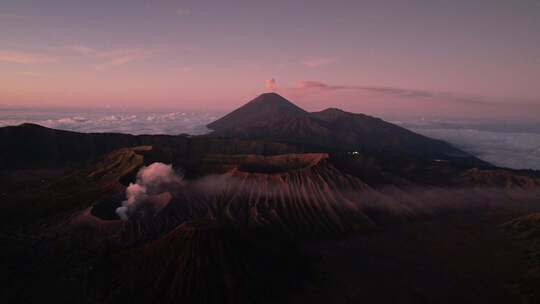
94, 50, 152, 71
0, 110, 217, 135
0, 50, 55, 65
116, 162, 183, 220
67, 45, 99, 57
402, 120, 540, 170
361, 87, 494, 105
361, 86, 434, 98
295, 80, 349, 91
301, 57, 337, 68
290, 80, 518, 106
287, 80, 352, 96
265, 78, 277, 92
66, 45, 154, 70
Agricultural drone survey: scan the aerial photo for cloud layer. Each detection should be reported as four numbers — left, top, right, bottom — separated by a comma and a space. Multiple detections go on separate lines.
66, 45, 153, 70
0, 109, 219, 135
399, 119, 540, 170
0, 45, 153, 70
288, 80, 514, 106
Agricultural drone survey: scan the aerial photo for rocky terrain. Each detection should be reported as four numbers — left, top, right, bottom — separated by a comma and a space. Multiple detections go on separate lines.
503, 213, 540, 302
1, 93, 540, 303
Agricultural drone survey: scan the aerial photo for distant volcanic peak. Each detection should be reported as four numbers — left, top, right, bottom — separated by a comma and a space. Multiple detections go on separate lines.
248, 92, 304, 109
319, 107, 346, 113
207, 92, 307, 131
18, 122, 46, 128
310, 108, 348, 121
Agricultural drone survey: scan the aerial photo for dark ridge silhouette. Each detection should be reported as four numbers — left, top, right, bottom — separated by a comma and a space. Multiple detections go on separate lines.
207, 92, 307, 131
206, 93, 489, 166
0, 123, 302, 170
0, 123, 140, 169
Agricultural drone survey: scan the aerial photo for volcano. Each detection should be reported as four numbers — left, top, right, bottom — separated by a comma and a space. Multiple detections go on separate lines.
207, 92, 307, 131
207, 93, 487, 165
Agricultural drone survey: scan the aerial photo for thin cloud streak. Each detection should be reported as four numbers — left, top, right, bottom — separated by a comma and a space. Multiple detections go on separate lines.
66, 45, 155, 71
289, 80, 536, 106
0, 50, 55, 65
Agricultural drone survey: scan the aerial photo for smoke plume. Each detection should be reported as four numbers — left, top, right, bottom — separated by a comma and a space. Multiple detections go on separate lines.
116, 162, 183, 220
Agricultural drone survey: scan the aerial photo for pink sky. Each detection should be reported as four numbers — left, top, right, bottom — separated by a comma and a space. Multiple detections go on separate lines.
1, 0, 539, 120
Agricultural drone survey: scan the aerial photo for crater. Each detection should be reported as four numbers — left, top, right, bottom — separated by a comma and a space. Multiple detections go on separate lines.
90, 193, 123, 220
204, 153, 328, 174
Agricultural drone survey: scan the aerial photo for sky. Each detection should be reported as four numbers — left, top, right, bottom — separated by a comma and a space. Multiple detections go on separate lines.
1, 0, 540, 120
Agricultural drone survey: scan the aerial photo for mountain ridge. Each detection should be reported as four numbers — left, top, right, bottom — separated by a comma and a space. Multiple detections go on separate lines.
207, 92, 307, 131
207, 93, 488, 166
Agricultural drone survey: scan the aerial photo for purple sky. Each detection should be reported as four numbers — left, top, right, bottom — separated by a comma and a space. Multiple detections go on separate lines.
1, 0, 539, 120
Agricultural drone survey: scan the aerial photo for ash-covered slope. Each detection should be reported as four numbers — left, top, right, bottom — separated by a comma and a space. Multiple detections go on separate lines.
86, 152, 405, 244
164, 153, 419, 237
105, 220, 308, 304
459, 168, 540, 190
502, 213, 540, 302
310, 108, 473, 159
0, 145, 151, 230
207, 93, 488, 165
180, 153, 394, 234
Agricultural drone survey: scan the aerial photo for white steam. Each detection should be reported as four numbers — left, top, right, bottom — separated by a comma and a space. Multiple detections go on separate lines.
116, 162, 183, 220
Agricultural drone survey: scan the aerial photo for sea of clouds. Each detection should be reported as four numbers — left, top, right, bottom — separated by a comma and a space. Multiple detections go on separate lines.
0, 108, 221, 135
1, 108, 538, 170
397, 119, 540, 170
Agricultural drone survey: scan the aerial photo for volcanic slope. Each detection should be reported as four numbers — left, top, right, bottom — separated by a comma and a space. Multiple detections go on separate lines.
85, 152, 411, 245
159, 153, 422, 237
207, 93, 488, 165
104, 219, 309, 304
